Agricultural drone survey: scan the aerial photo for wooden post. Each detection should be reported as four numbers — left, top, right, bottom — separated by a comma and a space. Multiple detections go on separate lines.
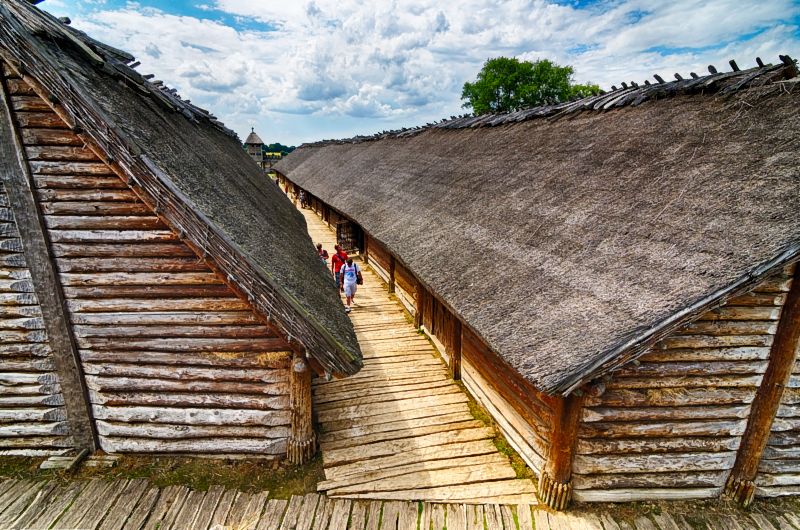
363, 234, 369, 264
0, 71, 96, 451
539, 391, 586, 510
450, 320, 462, 380
287, 353, 316, 465
388, 255, 396, 294
726, 265, 800, 506
414, 284, 424, 329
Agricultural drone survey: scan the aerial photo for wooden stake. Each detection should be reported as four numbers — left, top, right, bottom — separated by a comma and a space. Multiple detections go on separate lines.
288, 353, 316, 465
388, 255, 396, 294
538, 391, 586, 510
414, 284, 424, 329
0, 68, 96, 452
726, 265, 800, 506
450, 320, 462, 381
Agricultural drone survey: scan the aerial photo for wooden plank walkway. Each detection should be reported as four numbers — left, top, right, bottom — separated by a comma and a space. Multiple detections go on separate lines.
0, 477, 793, 529
300, 207, 536, 504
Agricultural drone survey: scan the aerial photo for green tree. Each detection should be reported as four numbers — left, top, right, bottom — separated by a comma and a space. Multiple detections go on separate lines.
461, 57, 601, 115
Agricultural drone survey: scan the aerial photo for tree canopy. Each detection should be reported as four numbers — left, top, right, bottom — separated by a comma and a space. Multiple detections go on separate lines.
461, 57, 601, 115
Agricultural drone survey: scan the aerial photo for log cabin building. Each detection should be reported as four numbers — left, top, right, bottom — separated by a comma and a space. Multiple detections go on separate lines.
0, 0, 361, 463
276, 57, 800, 507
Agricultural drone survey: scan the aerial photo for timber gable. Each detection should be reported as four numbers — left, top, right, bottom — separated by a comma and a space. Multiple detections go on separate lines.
0, 180, 75, 456
2, 65, 295, 455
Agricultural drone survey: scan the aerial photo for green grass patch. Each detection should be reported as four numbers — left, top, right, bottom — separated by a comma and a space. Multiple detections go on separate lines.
0, 454, 324, 498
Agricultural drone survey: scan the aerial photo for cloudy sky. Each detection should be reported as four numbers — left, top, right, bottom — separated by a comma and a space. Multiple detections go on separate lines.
42, 0, 800, 146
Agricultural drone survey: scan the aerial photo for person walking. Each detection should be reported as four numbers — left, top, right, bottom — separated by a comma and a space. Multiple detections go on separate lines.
340, 257, 361, 313
331, 244, 349, 290
316, 243, 329, 267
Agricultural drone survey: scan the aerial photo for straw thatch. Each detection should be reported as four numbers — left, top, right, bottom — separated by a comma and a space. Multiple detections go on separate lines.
277, 59, 800, 393
244, 129, 264, 145
0, 0, 361, 375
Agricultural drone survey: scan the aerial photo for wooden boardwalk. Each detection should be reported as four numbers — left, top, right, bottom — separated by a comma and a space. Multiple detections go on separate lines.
0, 477, 794, 529
300, 207, 536, 504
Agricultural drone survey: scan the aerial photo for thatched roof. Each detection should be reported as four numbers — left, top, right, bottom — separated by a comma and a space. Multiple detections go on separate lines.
0, 0, 361, 375
277, 57, 800, 394
244, 128, 264, 146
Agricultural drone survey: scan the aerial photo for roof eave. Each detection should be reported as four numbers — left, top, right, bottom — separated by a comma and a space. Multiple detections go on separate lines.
554, 244, 800, 396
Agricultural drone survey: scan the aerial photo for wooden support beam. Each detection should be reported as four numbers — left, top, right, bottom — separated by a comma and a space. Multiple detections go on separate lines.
414, 285, 424, 329
726, 265, 800, 506
538, 391, 586, 510
362, 234, 369, 264
388, 255, 396, 294
287, 353, 316, 465
0, 69, 96, 452
450, 320, 462, 381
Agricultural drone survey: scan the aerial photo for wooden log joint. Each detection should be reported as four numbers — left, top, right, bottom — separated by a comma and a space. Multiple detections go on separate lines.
725, 265, 800, 507
288, 353, 316, 465
539, 391, 587, 510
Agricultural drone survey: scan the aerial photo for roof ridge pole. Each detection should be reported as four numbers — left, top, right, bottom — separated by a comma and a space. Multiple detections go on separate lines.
725, 264, 800, 506
538, 390, 588, 510
0, 66, 97, 452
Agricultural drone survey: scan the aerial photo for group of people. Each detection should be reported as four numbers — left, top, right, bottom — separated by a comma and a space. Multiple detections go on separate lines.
317, 243, 362, 313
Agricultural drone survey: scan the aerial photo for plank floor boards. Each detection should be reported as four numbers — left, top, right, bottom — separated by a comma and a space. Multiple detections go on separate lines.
299, 206, 535, 503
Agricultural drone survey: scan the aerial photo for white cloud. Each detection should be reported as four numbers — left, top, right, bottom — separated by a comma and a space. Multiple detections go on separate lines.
46, 0, 800, 145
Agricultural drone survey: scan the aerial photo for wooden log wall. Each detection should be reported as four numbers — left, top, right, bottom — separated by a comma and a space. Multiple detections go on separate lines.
573, 264, 794, 502
8, 74, 294, 456
0, 179, 75, 456
756, 266, 800, 498
461, 326, 555, 475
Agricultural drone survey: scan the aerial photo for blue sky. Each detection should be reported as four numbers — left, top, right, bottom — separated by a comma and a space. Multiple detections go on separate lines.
42, 0, 800, 146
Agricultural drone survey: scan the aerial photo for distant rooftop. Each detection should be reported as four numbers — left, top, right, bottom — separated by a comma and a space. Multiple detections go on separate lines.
245, 128, 264, 145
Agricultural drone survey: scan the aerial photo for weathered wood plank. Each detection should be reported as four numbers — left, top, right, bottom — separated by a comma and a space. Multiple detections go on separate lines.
83, 363, 287, 382
86, 376, 290, 396
347, 500, 367, 530
295, 493, 321, 530
208, 489, 238, 530
185, 485, 227, 530
319, 454, 509, 492
278, 494, 305, 530
327, 463, 516, 495
21, 481, 84, 530
257, 499, 288, 530
326, 499, 352, 530
319, 411, 476, 445
56, 479, 115, 528
322, 439, 498, 482
574, 452, 736, 474
74, 478, 129, 529
52, 241, 193, 257
316, 393, 468, 423
24, 145, 99, 161
0, 480, 47, 527
320, 420, 484, 451
323, 427, 494, 467
97, 479, 152, 530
